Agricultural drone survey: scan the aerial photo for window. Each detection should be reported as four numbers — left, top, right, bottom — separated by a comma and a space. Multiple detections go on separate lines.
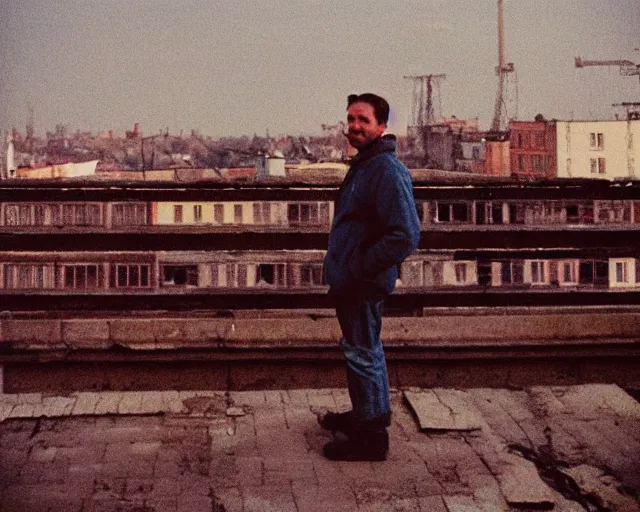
256, 263, 285, 286
454, 263, 467, 283
437, 202, 469, 223
58, 204, 102, 226
113, 264, 150, 288
234, 204, 243, 224
423, 261, 443, 287
237, 264, 247, 287
3, 204, 64, 226
532, 155, 545, 171
34, 205, 45, 225
616, 261, 629, 283
288, 202, 323, 225
562, 262, 576, 283
300, 264, 323, 286
112, 204, 147, 226
19, 206, 30, 225
214, 204, 224, 224
31, 204, 62, 226
4, 205, 18, 226
590, 132, 604, 150
565, 205, 579, 224
518, 154, 524, 171
253, 202, 272, 224
63, 264, 102, 289
579, 260, 608, 286
319, 203, 330, 225
3, 264, 49, 289
534, 132, 545, 149
501, 261, 524, 285
508, 204, 525, 224
530, 261, 545, 284
288, 204, 299, 223
174, 205, 183, 223
225, 264, 236, 287
162, 265, 198, 286
590, 158, 606, 174
193, 205, 202, 223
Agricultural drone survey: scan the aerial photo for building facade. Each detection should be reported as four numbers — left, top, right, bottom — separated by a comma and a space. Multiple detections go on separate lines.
556, 120, 639, 179
509, 120, 557, 180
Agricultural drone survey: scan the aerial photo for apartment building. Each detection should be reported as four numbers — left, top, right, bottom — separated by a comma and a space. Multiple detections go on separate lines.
556, 120, 638, 179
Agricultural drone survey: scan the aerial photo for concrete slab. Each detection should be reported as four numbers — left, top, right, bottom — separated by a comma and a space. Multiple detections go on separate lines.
404, 389, 483, 431
0, 385, 638, 512
561, 464, 640, 512
496, 452, 555, 509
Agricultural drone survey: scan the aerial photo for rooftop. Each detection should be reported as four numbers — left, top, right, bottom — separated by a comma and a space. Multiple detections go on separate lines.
1, 383, 638, 511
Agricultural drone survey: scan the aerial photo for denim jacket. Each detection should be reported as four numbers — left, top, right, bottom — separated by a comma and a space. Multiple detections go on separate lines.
324, 135, 420, 297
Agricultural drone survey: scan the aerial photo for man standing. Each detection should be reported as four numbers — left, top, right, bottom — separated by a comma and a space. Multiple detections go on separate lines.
321, 93, 421, 461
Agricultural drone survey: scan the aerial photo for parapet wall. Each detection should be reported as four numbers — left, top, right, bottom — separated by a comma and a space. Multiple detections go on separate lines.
2, 307, 640, 352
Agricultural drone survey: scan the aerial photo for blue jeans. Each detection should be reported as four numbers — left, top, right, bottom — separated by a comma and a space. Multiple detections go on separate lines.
335, 294, 390, 421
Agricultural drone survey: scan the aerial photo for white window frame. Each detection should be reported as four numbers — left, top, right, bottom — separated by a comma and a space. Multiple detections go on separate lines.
528, 260, 547, 285
559, 260, 579, 286
590, 132, 604, 150
610, 258, 636, 288
193, 205, 202, 223
454, 262, 467, 284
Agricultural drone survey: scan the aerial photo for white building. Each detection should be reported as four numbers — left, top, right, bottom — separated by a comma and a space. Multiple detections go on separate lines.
556, 120, 638, 179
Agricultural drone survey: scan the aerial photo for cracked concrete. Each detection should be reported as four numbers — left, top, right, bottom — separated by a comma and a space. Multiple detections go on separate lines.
0, 384, 638, 511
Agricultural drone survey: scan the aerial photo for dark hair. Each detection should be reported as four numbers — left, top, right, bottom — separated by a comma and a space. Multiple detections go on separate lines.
347, 93, 390, 125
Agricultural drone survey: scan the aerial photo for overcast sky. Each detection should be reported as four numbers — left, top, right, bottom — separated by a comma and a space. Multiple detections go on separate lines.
1, 0, 639, 138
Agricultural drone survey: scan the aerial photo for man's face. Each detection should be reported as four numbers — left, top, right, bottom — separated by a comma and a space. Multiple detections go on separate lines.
346, 102, 386, 149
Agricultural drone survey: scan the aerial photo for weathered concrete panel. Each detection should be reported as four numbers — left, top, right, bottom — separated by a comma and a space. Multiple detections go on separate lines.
62, 320, 111, 349
228, 318, 342, 347
1, 319, 62, 348
109, 319, 155, 348
384, 312, 640, 343
153, 318, 233, 348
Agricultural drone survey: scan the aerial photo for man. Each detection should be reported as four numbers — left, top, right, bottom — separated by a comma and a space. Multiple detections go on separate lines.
321, 93, 421, 461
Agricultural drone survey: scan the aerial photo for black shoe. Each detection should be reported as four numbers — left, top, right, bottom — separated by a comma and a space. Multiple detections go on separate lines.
323, 429, 389, 461
317, 410, 354, 435
318, 410, 392, 437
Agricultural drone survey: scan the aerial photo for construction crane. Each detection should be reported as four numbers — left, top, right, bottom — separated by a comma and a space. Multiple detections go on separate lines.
575, 57, 640, 83
491, 0, 516, 133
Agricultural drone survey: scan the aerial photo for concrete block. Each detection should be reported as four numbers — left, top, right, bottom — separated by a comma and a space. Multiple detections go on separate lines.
154, 318, 232, 348
388, 311, 640, 344
118, 392, 143, 414
228, 317, 342, 347
71, 392, 101, 416
138, 391, 167, 414
41, 396, 76, 417
0, 402, 14, 422
10, 402, 37, 418
1, 319, 62, 347
94, 391, 123, 415
62, 320, 111, 349
109, 319, 155, 345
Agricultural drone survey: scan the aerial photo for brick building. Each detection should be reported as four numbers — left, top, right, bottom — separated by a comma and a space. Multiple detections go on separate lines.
509, 120, 557, 180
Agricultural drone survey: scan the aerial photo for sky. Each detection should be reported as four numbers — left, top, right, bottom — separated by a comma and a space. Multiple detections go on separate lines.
1, 0, 639, 138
